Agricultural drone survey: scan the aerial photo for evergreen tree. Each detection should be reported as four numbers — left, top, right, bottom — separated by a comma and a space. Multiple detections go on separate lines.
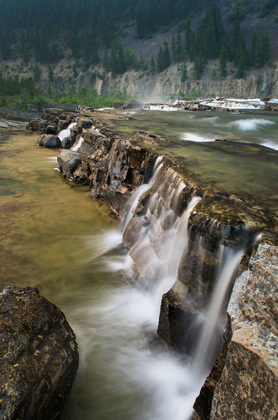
194, 51, 205, 79
150, 56, 156, 73
33, 64, 42, 82
185, 18, 193, 55
236, 50, 245, 78
47, 65, 54, 82
219, 44, 228, 77
251, 33, 257, 66
156, 42, 171, 72
171, 34, 177, 60
231, 20, 241, 59
178, 63, 188, 82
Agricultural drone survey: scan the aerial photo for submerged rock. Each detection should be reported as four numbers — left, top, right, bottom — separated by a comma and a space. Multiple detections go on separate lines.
0, 286, 79, 420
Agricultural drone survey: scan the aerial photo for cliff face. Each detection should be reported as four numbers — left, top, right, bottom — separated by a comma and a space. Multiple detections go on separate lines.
32, 110, 278, 419
92, 62, 278, 99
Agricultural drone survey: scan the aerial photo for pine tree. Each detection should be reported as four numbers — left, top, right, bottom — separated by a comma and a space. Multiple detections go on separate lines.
219, 45, 228, 77
251, 33, 257, 66
194, 51, 205, 79
171, 34, 177, 60
176, 31, 183, 62
150, 56, 156, 73
185, 18, 193, 54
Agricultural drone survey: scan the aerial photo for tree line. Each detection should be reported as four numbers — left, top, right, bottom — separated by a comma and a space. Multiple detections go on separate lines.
0, 0, 272, 80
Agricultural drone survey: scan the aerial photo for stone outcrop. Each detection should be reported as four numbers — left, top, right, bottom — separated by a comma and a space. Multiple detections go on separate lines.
0, 286, 79, 420
27, 108, 78, 135
210, 244, 278, 420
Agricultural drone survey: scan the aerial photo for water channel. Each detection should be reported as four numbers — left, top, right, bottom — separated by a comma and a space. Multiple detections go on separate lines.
0, 108, 277, 419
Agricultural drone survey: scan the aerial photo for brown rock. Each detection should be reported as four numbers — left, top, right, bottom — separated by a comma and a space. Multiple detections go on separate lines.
0, 286, 78, 420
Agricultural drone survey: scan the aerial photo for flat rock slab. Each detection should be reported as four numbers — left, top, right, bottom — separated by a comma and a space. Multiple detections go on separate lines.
0, 286, 79, 420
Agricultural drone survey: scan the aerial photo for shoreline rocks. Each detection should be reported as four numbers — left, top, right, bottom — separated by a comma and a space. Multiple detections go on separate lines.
0, 286, 79, 420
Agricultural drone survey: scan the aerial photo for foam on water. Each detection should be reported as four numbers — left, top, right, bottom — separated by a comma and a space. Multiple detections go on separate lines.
181, 132, 215, 142
260, 141, 278, 151
231, 118, 276, 131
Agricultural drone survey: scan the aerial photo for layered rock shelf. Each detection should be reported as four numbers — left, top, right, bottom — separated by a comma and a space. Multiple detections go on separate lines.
29, 108, 278, 419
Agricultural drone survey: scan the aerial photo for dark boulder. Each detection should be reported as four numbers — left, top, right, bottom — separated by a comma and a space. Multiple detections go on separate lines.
0, 286, 79, 420
37, 135, 61, 148
45, 125, 58, 135
57, 149, 82, 179
76, 119, 94, 131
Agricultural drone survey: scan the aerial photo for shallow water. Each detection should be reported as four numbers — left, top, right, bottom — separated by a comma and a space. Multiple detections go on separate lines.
0, 130, 200, 420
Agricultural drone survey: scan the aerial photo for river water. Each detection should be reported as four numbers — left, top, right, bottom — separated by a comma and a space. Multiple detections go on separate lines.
0, 130, 200, 420
0, 108, 277, 419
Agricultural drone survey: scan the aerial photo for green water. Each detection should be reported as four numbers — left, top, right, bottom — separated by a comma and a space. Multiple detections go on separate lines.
1, 130, 189, 420
101, 109, 278, 220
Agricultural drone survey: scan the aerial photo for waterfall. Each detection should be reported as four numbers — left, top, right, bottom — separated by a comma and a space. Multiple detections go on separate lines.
85, 156, 247, 420
71, 136, 84, 152
192, 247, 244, 379
58, 122, 77, 140
121, 156, 163, 233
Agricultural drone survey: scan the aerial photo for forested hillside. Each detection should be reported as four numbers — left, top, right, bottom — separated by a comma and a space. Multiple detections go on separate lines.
0, 0, 277, 105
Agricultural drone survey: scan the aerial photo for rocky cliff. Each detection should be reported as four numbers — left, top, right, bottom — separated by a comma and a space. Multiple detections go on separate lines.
90, 61, 278, 100
31, 109, 277, 419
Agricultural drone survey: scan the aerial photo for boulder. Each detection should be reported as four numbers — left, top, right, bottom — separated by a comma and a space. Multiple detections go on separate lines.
57, 149, 82, 179
76, 118, 94, 132
45, 125, 58, 135
0, 286, 79, 420
37, 134, 61, 149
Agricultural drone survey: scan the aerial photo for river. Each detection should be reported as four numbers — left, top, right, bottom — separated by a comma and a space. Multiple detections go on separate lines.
0, 108, 277, 419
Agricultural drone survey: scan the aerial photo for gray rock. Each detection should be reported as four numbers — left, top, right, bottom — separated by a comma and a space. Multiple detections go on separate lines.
57, 149, 82, 179
211, 244, 278, 419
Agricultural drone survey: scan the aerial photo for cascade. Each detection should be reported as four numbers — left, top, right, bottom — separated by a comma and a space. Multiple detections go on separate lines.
71, 136, 84, 152
58, 122, 77, 140
89, 156, 247, 419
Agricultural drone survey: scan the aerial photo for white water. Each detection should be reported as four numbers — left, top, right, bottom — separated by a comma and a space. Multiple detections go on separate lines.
144, 105, 181, 112
77, 159, 247, 420
260, 141, 278, 151
121, 156, 163, 232
231, 118, 275, 131
181, 133, 215, 142
58, 122, 77, 140
71, 136, 84, 152
193, 247, 244, 379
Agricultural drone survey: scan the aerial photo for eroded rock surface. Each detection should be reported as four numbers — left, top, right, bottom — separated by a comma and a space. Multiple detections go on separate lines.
0, 286, 79, 420
210, 244, 278, 419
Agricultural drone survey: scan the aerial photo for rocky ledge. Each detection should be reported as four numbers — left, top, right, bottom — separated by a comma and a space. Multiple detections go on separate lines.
0, 286, 78, 420
28, 108, 277, 419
